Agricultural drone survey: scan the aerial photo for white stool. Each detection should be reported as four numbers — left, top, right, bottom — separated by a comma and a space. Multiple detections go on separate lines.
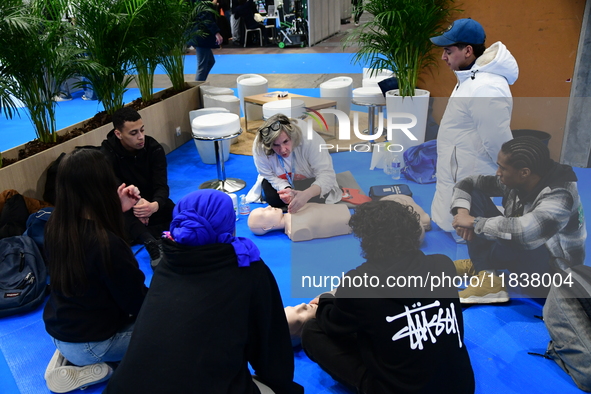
352, 87, 386, 148
203, 94, 241, 117
237, 74, 268, 121
190, 108, 231, 165
362, 68, 395, 89
262, 99, 306, 120
198, 86, 234, 108
362, 68, 394, 80
320, 77, 353, 132
320, 77, 353, 115
192, 113, 245, 193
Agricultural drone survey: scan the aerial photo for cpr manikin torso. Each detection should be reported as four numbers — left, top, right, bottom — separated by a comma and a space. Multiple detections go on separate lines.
248, 203, 352, 241
379, 194, 431, 231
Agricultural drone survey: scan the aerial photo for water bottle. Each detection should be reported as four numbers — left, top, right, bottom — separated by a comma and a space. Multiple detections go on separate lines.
391, 155, 401, 180
239, 194, 251, 215
228, 193, 239, 221
383, 160, 392, 176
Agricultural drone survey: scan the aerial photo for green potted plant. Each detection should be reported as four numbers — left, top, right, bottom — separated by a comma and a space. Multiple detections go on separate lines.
345, 0, 458, 97
344, 0, 458, 146
0, 0, 90, 143
71, 0, 149, 115
157, 0, 211, 92
0, 0, 26, 121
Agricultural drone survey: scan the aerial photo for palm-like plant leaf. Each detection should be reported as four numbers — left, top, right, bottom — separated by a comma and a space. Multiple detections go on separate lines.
0, 0, 89, 143
345, 0, 459, 97
71, 0, 147, 115
158, 0, 212, 91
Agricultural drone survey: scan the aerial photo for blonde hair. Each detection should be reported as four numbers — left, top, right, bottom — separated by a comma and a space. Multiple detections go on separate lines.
253, 114, 303, 157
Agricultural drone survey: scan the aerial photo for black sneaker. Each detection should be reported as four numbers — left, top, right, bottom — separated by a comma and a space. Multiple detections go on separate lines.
145, 239, 163, 270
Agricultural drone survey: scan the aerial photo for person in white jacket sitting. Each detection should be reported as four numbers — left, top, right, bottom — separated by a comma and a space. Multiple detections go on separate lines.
252, 114, 342, 214
429, 18, 519, 241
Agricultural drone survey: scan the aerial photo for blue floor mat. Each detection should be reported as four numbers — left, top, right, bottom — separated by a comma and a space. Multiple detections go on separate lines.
1, 140, 589, 393
0, 86, 372, 153
172, 53, 364, 76
0, 89, 162, 153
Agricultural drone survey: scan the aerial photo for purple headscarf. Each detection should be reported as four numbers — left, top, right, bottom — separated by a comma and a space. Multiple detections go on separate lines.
170, 190, 260, 267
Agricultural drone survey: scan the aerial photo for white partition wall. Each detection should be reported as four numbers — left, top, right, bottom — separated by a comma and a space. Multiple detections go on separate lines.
307, 0, 340, 46
340, 0, 352, 22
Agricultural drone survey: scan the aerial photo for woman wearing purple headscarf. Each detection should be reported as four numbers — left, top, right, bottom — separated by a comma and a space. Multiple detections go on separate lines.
105, 190, 303, 394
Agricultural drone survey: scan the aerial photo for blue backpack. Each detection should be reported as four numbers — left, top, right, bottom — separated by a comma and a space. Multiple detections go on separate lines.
0, 235, 48, 318
23, 207, 54, 259
401, 140, 437, 184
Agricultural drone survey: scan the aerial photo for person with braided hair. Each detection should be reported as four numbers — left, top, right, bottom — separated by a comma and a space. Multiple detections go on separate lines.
451, 136, 586, 304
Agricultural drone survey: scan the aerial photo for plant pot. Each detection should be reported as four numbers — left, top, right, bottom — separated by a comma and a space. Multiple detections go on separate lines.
385, 89, 430, 165
0, 82, 204, 200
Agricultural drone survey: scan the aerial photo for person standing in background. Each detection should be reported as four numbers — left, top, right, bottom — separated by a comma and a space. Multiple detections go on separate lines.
189, 0, 223, 81
429, 18, 518, 241
352, 0, 363, 26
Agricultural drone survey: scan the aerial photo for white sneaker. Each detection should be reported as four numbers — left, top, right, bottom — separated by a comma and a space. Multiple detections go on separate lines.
45, 350, 113, 393
53, 94, 72, 102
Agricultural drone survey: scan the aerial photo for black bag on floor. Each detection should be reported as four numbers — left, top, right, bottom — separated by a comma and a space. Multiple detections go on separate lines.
0, 235, 48, 318
539, 265, 591, 392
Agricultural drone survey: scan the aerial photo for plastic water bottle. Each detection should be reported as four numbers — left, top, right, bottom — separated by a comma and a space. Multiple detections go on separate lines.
391, 155, 401, 180
239, 194, 251, 215
228, 193, 239, 221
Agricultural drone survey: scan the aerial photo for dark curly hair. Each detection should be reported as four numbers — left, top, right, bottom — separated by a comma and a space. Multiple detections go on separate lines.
349, 200, 422, 261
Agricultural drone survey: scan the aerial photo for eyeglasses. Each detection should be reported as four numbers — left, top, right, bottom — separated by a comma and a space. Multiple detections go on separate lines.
259, 118, 290, 137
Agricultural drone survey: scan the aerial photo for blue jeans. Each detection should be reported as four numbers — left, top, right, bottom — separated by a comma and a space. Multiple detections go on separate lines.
467, 189, 550, 276
195, 47, 215, 82
51, 323, 135, 366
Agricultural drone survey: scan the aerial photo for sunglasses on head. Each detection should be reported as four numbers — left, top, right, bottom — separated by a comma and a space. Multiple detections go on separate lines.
259, 117, 290, 137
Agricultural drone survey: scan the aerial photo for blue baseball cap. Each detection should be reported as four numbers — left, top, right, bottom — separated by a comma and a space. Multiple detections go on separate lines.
430, 18, 486, 47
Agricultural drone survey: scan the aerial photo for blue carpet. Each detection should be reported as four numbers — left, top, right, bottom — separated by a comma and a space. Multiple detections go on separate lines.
157, 53, 364, 76
0, 89, 162, 154
2, 142, 588, 393
0, 86, 373, 153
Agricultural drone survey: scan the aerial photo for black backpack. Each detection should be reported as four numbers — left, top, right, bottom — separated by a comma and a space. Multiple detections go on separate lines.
0, 235, 48, 318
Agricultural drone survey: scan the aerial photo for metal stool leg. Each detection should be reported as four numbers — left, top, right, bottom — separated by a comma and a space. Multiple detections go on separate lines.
199, 139, 246, 193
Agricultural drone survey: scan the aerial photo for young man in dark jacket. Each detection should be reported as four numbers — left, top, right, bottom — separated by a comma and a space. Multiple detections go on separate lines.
451, 136, 586, 303
101, 107, 175, 268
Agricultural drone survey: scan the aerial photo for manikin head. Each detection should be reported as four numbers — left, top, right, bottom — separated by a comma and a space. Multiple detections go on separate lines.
285, 303, 318, 345
112, 107, 145, 152
248, 206, 286, 235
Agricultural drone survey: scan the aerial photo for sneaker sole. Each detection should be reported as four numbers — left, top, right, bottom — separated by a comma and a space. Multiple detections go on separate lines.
460, 291, 510, 304
46, 363, 112, 393
45, 350, 66, 381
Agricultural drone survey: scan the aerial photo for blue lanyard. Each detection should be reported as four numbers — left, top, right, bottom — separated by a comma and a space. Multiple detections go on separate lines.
277, 154, 296, 188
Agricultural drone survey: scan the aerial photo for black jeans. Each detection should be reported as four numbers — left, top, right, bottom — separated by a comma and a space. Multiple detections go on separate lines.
466, 189, 551, 294
124, 198, 175, 244
301, 319, 369, 394
352, 0, 363, 23
261, 178, 326, 208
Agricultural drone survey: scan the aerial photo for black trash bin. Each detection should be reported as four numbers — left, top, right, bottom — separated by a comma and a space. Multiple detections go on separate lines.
511, 129, 551, 146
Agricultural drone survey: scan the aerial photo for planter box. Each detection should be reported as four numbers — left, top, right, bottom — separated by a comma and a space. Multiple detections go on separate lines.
0, 81, 204, 200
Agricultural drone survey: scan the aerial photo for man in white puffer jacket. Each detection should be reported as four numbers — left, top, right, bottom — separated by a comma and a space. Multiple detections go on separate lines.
430, 18, 519, 239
